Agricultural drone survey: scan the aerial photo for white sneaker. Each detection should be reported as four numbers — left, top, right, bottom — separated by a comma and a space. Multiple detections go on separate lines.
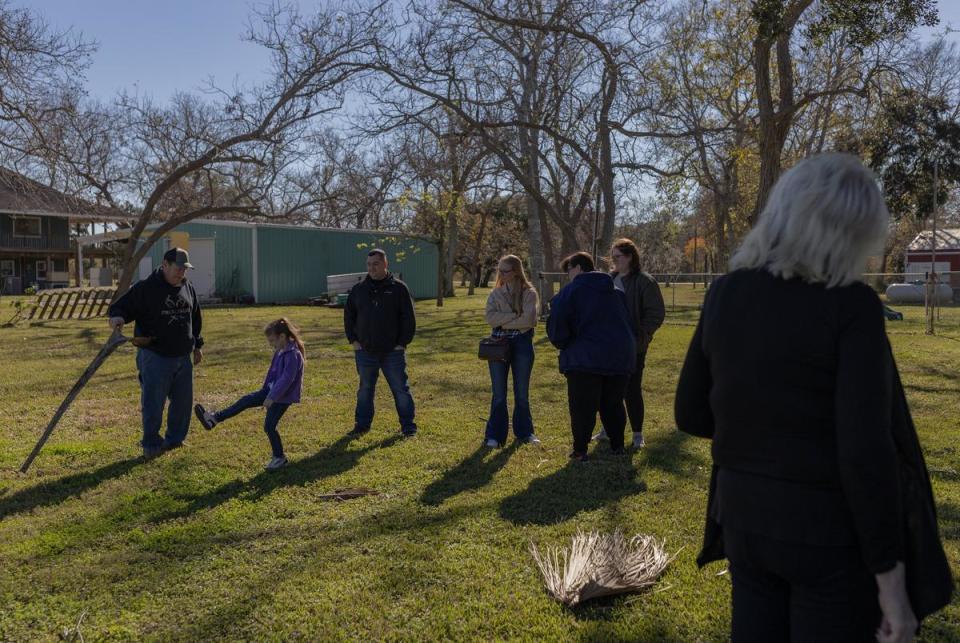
484, 438, 500, 448
266, 456, 288, 470
523, 434, 541, 445
592, 426, 609, 441
632, 433, 645, 449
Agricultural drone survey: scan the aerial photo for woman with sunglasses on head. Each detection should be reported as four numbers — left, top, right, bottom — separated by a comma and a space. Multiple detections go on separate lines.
482, 254, 540, 447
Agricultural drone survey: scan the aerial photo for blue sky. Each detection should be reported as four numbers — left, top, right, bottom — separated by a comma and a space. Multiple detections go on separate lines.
25, 0, 280, 101
23, 0, 960, 105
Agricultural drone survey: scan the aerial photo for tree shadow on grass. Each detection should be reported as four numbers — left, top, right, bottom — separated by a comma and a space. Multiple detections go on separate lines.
163, 499, 495, 640
152, 434, 401, 522
0, 457, 141, 520
76, 326, 103, 349
499, 455, 647, 526
937, 500, 959, 543
642, 429, 707, 479
572, 601, 689, 640
904, 384, 960, 395
420, 442, 519, 506
912, 365, 960, 382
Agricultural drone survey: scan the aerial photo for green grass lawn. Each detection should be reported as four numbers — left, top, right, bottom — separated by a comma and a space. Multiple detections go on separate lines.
0, 288, 957, 641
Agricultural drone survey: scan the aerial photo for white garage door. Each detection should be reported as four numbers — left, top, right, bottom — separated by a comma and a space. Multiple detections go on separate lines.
138, 257, 153, 282
187, 238, 216, 299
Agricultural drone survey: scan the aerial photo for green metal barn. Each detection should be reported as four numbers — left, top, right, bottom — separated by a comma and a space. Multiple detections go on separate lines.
138, 220, 438, 303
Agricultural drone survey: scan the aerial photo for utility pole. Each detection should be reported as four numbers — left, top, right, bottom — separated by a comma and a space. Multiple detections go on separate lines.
925, 160, 939, 335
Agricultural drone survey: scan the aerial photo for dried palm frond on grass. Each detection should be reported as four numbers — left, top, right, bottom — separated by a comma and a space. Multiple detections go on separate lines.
529, 530, 673, 607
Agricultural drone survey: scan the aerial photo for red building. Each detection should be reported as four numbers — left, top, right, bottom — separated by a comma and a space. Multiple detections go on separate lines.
904, 228, 960, 290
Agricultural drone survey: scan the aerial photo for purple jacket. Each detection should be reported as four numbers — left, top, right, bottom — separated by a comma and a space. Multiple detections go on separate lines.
263, 342, 304, 404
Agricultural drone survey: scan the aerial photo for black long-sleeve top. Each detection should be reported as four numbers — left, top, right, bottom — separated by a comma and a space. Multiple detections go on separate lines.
675, 268, 903, 574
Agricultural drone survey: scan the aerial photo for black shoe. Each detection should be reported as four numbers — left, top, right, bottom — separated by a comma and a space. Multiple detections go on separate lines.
142, 445, 163, 460
194, 404, 217, 430
161, 442, 183, 452
348, 425, 370, 436
400, 427, 417, 438
569, 451, 589, 462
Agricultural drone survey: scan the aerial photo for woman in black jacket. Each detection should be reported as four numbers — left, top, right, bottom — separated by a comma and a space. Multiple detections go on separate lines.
675, 153, 917, 642
608, 238, 665, 449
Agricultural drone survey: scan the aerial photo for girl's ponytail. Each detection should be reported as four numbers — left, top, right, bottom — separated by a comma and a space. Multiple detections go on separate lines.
265, 318, 306, 358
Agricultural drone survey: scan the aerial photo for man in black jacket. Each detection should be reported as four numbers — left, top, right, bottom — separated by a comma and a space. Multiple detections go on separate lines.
344, 249, 417, 437
109, 247, 204, 458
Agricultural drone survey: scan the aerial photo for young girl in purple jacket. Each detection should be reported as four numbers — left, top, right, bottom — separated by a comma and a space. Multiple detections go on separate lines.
195, 318, 305, 470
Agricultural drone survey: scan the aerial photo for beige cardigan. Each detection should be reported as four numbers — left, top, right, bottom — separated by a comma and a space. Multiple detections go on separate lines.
485, 285, 538, 331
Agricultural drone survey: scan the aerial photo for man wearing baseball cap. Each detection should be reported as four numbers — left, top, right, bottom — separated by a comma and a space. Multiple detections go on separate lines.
108, 247, 204, 458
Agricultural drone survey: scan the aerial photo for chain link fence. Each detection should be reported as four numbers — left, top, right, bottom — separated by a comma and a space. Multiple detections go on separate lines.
536, 271, 960, 333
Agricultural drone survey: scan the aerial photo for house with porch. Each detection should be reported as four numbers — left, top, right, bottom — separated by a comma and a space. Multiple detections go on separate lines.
0, 168, 133, 294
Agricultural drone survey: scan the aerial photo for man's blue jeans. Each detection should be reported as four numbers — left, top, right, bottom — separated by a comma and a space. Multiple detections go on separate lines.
215, 387, 290, 458
136, 349, 193, 450
354, 349, 416, 433
485, 330, 535, 444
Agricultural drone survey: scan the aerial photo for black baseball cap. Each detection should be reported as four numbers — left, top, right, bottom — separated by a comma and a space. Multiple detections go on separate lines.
163, 247, 194, 269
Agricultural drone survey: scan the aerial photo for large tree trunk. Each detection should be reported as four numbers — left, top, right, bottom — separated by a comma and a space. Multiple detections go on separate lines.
598, 69, 617, 255
712, 199, 728, 270
518, 49, 545, 290
436, 232, 445, 307
444, 208, 457, 298
435, 188, 446, 307
750, 14, 805, 225
753, 119, 790, 223
558, 220, 580, 258
468, 208, 489, 296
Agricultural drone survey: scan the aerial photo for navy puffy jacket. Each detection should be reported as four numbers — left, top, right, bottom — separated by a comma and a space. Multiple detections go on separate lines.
547, 271, 636, 375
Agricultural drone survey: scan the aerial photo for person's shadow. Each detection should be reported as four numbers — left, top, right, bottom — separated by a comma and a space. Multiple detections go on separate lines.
0, 457, 142, 521
151, 434, 401, 523
499, 454, 647, 526
420, 442, 519, 506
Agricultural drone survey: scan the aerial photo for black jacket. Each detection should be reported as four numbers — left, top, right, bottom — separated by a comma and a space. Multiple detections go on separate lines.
612, 270, 665, 352
888, 344, 953, 621
108, 269, 204, 358
344, 273, 416, 353
675, 269, 902, 574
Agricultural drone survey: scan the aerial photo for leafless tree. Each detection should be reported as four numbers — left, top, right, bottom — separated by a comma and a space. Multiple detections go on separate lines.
0, 0, 94, 178
47, 3, 388, 297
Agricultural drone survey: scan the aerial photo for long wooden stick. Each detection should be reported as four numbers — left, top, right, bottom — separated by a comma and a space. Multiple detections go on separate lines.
20, 330, 129, 473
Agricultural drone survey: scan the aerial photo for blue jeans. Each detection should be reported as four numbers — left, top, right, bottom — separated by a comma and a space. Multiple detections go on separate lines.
136, 349, 193, 450
485, 331, 534, 443
215, 387, 290, 458
354, 349, 416, 433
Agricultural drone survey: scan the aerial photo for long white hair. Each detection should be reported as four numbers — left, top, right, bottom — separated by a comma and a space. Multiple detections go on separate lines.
730, 153, 889, 287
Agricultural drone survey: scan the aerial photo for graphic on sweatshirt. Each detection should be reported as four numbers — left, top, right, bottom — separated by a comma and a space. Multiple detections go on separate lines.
162, 293, 192, 325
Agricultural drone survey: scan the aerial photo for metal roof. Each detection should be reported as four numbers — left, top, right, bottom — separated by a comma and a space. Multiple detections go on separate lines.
907, 228, 960, 252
